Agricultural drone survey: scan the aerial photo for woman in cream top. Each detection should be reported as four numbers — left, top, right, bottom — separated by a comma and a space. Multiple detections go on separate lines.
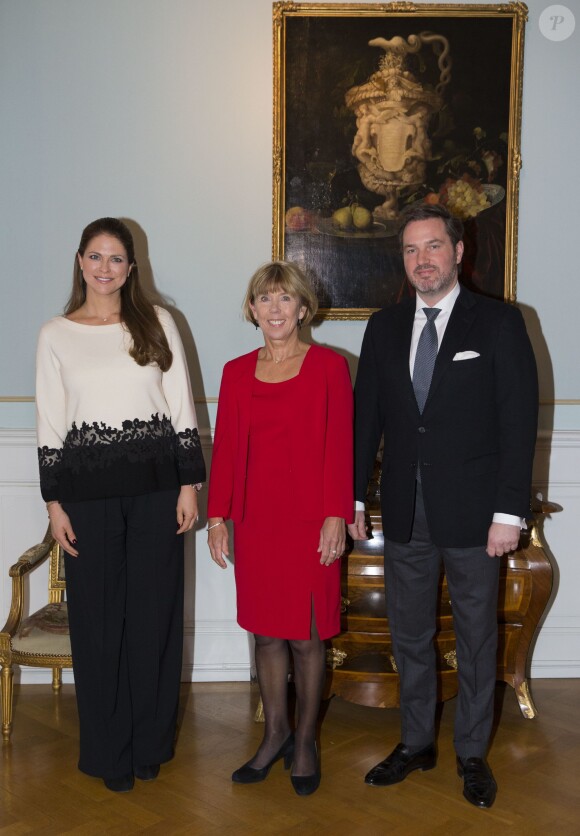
36, 217, 205, 793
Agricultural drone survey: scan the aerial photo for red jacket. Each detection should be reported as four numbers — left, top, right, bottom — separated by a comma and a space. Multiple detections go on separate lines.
207, 344, 353, 523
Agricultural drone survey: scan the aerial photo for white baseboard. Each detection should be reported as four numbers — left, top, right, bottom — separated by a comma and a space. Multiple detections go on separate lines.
13, 665, 251, 686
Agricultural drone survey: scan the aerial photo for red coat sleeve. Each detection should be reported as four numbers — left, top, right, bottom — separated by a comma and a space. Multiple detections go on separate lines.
322, 353, 354, 523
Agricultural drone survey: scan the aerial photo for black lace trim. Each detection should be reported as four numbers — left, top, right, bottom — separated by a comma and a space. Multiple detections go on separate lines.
38, 414, 204, 497
176, 426, 203, 470
38, 446, 63, 494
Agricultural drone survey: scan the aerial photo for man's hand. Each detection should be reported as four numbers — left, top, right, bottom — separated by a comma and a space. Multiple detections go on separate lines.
486, 522, 520, 557
347, 509, 367, 541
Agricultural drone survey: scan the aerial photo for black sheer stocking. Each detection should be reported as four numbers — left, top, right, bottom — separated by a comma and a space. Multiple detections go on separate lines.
247, 635, 291, 769
250, 608, 326, 775
288, 613, 326, 776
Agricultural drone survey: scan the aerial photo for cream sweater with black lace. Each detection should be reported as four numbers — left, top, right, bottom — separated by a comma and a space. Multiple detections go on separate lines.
36, 306, 205, 502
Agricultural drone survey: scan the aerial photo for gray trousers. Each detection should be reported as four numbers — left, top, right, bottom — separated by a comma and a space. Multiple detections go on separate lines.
383, 483, 500, 759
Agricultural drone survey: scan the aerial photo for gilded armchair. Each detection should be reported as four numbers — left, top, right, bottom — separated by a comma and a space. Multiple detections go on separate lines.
0, 527, 72, 742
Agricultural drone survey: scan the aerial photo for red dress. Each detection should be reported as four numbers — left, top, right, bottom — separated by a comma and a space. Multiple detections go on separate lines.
234, 372, 341, 640
207, 344, 353, 641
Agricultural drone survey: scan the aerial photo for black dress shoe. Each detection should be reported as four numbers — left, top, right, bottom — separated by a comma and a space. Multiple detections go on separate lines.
103, 774, 135, 792
364, 743, 436, 786
456, 756, 497, 808
291, 745, 320, 796
232, 734, 295, 783
134, 764, 160, 781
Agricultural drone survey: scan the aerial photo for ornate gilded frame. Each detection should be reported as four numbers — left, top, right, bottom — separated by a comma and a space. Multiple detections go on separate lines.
273, 2, 527, 319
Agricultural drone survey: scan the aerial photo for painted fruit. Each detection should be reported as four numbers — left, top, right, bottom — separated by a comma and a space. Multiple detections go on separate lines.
352, 205, 373, 230
285, 206, 311, 231
332, 206, 353, 229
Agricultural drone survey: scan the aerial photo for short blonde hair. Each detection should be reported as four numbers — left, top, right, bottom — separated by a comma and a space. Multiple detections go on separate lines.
242, 261, 319, 326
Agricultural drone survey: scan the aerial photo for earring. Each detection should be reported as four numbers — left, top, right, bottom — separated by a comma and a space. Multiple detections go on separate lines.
254, 321, 259, 330
298, 318, 303, 329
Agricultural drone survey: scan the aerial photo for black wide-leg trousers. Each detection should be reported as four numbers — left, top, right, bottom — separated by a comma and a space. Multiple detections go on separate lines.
63, 489, 184, 780
383, 482, 500, 760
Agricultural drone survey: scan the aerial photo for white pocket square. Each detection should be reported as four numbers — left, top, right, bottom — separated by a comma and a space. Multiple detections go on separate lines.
453, 351, 480, 361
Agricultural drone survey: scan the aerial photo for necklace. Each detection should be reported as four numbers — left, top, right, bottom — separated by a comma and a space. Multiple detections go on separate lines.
87, 310, 119, 323
273, 353, 297, 364
263, 344, 303, 364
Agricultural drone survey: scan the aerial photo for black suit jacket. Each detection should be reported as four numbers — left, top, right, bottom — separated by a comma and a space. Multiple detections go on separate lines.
354, 286, 539, 547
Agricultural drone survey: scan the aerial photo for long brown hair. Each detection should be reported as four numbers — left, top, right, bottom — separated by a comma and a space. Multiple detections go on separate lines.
65, 218, 172, 371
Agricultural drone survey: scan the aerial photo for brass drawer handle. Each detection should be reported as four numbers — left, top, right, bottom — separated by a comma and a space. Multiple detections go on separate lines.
327, 648, 347, 669
444, 649, 458, 670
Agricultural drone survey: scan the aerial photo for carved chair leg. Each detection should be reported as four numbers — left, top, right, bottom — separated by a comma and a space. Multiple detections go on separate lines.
1, 663, 14, 743
52, 668, 62, 693
254, 696, 265, 723
514, 677, 537, 719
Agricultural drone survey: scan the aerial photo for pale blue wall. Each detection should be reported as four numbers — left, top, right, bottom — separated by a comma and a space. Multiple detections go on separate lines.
1, 0, 578, 431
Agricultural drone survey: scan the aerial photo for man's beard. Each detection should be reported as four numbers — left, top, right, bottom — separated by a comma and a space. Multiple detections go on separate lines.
409, 264, 458, 297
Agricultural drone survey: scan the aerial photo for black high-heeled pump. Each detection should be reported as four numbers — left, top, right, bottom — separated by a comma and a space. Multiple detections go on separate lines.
291, 745, 320, 796
232, 734, 295, 784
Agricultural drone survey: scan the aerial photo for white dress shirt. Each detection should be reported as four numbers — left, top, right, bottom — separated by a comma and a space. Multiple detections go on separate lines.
355, 281, 524, 530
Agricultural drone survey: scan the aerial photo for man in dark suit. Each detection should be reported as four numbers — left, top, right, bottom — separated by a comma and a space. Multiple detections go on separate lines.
349, 203, 538, 808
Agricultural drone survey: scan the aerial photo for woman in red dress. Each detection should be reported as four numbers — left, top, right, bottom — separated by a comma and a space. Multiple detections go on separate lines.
207, 261, 353, 795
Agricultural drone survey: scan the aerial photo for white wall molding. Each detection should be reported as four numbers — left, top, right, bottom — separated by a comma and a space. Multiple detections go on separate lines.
0, 428, 37, 444
537, 429, 580, 447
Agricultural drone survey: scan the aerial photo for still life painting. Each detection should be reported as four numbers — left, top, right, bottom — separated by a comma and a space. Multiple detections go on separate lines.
273, 3, 527, 318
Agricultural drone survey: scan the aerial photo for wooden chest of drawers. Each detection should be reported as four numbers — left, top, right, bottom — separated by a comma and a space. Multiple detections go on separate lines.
327, 499, 557, 718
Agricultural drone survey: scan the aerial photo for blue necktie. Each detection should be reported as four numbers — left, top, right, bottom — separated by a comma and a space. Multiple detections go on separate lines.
412, 307, 441, 414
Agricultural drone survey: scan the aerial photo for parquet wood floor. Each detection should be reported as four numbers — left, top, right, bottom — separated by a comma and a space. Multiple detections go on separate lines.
1, 679, 579, 835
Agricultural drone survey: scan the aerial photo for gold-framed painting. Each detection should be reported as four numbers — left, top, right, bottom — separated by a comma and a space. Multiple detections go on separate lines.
272, 2, 527, 320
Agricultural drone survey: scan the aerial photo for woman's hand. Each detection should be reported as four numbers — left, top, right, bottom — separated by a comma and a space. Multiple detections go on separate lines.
208, 518, 229, 569
48, 503, 79, 557
176, 486, 199, 534
318, 516, 346, 566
